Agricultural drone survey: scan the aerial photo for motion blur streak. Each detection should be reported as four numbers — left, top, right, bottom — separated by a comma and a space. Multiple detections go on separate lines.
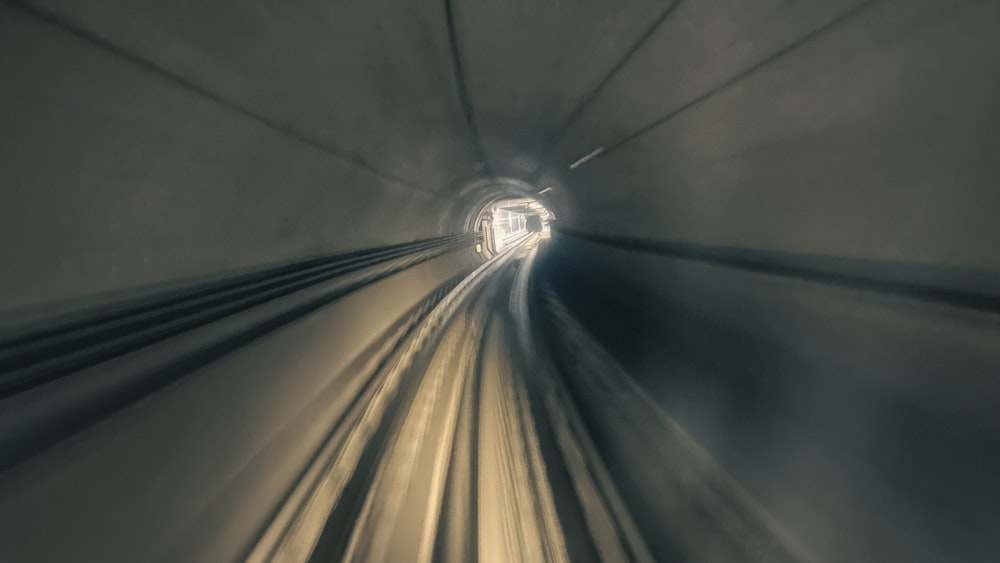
2, 0, 1000, 562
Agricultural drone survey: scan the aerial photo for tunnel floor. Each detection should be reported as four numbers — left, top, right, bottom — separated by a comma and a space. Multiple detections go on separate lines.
0, 234, 812, 562
251, 236, 808, 563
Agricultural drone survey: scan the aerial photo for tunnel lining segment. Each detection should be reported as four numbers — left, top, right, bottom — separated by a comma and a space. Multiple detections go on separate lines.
530, 0, 687, 180
444, 0, 493, 178
554, 228, 1000, 316
566, 0, 882, 169
0, 0, 425, 191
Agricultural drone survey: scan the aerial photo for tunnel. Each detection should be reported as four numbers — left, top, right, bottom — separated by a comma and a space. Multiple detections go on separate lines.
1, 0, 999, 561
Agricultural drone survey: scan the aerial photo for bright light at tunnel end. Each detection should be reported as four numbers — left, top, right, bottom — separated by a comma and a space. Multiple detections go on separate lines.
472, 193, 553, 256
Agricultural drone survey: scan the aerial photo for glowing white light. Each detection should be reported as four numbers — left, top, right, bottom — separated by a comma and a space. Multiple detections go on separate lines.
568, 146, 605, 169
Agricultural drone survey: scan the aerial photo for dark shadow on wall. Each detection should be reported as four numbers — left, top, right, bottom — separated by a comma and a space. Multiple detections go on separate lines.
538, 232, 1000, 563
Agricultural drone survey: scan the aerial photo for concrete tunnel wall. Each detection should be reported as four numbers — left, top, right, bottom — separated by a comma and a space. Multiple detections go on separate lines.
0, 0, 484, 311
1, 0, 999, 561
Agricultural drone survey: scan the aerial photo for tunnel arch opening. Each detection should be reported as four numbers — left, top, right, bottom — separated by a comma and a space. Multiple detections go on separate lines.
474, 196, 553, 257
461, 177, 555, 257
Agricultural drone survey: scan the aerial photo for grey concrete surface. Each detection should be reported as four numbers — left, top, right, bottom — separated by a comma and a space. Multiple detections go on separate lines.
545, 235, 1000, 563
0, 3, 450, 311
552, 0, 1000, 269
1, 0, 999, 560
20, 0, 484, 191
4, 0, 999, 307
454, 0, 669, 177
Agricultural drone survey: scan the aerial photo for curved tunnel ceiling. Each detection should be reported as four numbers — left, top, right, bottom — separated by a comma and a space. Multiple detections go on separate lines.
2, 0, 999, 307
1, 0, 999, 562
